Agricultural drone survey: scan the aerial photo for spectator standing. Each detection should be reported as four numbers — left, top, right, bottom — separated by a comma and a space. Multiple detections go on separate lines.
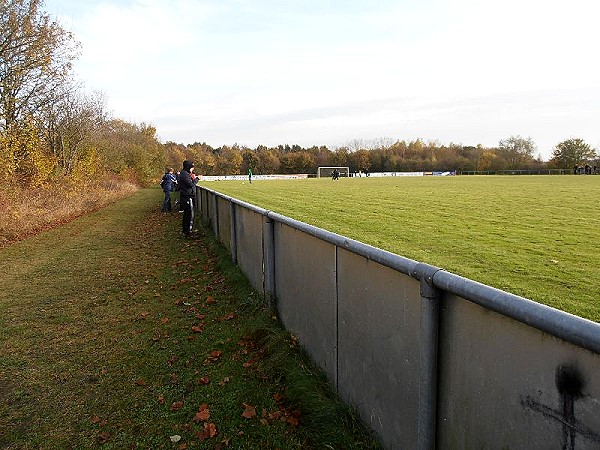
248, 167, 253, 184
177, 160, 197, 237
160, 168, 177, 212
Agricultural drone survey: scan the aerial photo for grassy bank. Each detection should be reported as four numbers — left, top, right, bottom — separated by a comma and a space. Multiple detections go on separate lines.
204, 175, 600, 322
0, 180, 138, 248
0, 188, 380, 449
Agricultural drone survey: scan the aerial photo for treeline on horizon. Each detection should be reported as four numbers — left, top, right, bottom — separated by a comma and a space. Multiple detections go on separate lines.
163, 135, 599, 176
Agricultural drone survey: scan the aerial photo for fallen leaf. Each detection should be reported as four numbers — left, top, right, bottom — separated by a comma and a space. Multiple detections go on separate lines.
241, 403, 256, 419
273, 393, 283, 402
218, 313, 236, 322
178, 443, 188, 450
171, 401, 184, 411
209, 350, 222, 360
197, 422, 218, 441
198, 377, 210, 385
218, 377, 230, 386
98, 431, 110, 443
191, 325, 203, 333
91, 415, 102, 424
157, 395, 165, 404
170, 435, 181, 443
194, 408, 210, 422
160, 317, 169, 324
140, 312, 150, 319
206, 422, 217, 438
135, 379, 146, 386
206, 296, 216, 304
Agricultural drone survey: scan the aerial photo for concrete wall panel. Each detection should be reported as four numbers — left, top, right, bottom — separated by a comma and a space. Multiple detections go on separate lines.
337, 248, 422, 449
234, 207, 264, 295
216, 196, 231, 251
274, 222, 337, 381
438, 293, 600, 449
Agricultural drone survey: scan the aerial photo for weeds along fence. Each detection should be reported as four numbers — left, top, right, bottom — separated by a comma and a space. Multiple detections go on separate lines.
196, 186, 600, 450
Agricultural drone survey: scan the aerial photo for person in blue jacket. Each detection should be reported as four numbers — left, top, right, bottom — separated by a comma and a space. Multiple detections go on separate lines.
160, 168, 177, 212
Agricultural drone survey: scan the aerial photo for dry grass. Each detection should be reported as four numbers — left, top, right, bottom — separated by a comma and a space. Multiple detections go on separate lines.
0, 177, 138, 247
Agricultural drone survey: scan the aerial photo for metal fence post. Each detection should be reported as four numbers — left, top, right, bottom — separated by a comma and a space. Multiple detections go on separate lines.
230, 201, 237, 264
411, 263, 442, 450
263, 214, 276, 310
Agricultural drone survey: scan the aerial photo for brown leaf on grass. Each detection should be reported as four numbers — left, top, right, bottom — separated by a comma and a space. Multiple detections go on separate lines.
241, 403, 256, 419
178, 443, 188, 450
140, 311, 150, 319
205, 296, 216, 304
286, 415, 300, 426
218, 313, 236, 322
196, 422, 218, 441
135, 379, 146, 386
218, 377, 230, 386
91, 415, 102, 424
195, 313, 205, 320
191, 325, 203, 333
157, 395, 165, 404
160, 317, 169, 324
208, 350, 222, 360
179, 277, 193, 284
98, 431, 110, 443
198, 377, 210, 385
242, 360, 253, 368
193, 404, 210, 422
268, 410, 283, 421
272, 393, 283, 402
171, 401, 184, 411
167, 355, 179, 366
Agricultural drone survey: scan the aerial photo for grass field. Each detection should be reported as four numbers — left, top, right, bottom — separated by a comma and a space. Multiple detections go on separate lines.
203, 175, 600, 323
0, 189, 379, 449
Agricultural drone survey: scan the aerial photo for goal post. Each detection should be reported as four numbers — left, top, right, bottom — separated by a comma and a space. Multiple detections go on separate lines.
317, 166, 350, 178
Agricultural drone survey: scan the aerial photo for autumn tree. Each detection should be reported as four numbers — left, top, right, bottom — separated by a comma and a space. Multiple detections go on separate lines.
94, 119, 164, 186
213, 145, 243, 175
0, 0, 78, 130
350, 149, 371, 173
549, 138, 597, 169
498, 135, 536, 168
256, 148, 280, 174
42, 85, 107, 178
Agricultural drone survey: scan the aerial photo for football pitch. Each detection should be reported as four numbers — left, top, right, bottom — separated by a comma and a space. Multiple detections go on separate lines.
202, 175, 600, 323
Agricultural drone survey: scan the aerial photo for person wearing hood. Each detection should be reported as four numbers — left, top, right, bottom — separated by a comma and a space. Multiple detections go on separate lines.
177, 160, 198, 237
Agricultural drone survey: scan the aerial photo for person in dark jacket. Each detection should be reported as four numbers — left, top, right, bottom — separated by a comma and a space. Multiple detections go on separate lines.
177, 160, 198, 237
160, 168, 177, 212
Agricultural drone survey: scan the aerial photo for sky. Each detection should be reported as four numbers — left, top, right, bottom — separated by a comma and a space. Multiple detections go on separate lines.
44, 0, 600, 160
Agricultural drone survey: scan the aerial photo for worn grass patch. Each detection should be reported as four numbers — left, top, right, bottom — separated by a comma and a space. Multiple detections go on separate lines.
0, 189, 380, 449
204, 175, 600, 322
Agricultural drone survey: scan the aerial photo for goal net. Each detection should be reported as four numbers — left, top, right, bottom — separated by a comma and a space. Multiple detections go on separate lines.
317, 166, 350, 178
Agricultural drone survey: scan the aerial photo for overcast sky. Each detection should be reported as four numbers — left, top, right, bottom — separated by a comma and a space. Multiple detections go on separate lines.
44, 0, 600, 160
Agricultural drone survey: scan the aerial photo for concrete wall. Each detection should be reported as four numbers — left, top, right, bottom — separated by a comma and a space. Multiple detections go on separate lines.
196, 187, 600, 450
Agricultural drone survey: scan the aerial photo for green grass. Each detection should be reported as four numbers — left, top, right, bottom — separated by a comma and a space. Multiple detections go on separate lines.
0, 189, 380, 449
203, 175, 600, 322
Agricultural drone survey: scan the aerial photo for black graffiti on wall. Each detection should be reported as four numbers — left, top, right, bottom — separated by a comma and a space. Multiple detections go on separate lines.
521, 364, 600, 450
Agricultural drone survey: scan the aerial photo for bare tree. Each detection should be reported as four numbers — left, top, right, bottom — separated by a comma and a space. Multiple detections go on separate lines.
0, 0, 79, 130
498, 135, 536, 168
